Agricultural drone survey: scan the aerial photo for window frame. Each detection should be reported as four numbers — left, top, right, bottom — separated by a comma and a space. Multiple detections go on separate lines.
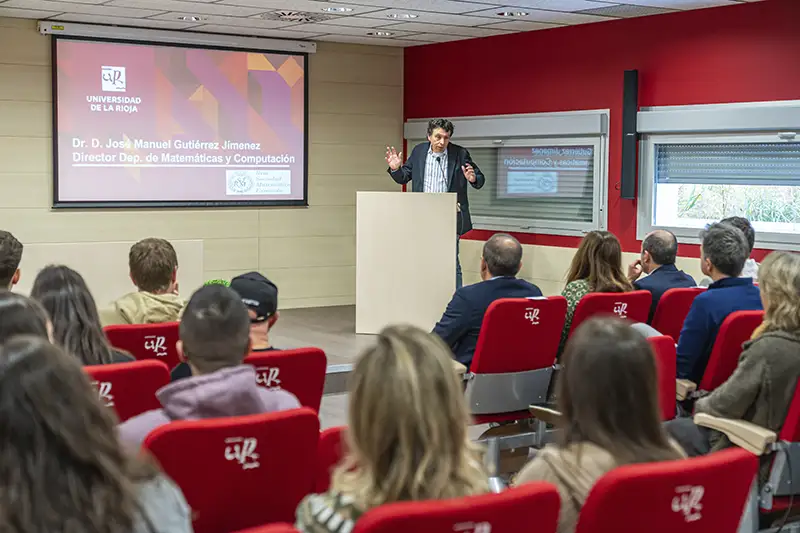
637, 131, 800, 250
404, 110, 610, 237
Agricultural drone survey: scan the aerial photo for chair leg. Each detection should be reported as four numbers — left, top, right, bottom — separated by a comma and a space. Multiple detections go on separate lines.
738, 480, 759, 533
484, 436, 506, 493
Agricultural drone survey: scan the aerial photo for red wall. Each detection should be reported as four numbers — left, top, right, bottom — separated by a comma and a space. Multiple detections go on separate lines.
403, 0, 800, 260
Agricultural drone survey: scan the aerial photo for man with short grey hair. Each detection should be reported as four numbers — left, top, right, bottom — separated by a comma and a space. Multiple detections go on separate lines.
675, 223, 762, 383
627, 229, 696, 322
433, 233, 541, 369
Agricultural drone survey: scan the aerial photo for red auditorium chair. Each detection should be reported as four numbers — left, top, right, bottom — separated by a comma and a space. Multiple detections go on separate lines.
650, 287, 705, 343
679, 311, 765, 401
84, 360, 169, 422
233, 525, 298, 533
143, 408, 319, 533
574, 448, 757, 533
104, 322, 181, 370
568, 290, 652, 336
648, 336, 677, 421
244, 348, 327, 412
352, 482, 559, 533
315, 426, 346, 493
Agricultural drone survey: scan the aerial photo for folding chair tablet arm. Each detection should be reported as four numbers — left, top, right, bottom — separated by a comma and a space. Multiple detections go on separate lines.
528, 405, 563, 427
676, 379, 697, 401
693, 412, 777, 456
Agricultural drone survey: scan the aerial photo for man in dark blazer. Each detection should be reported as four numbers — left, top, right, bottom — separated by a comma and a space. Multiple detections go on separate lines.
627, 229, 697, 323
385, 118, 485, 289
433, 233, 542, 369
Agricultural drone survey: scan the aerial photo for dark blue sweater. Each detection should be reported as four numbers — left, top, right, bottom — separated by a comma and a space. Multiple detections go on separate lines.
676, 277, 762, 383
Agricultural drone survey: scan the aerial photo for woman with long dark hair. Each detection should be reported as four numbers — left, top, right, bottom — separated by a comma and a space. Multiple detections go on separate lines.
0, 291, 51, 343
30, 265, 133, 365
0, 335, 191, 532
515, 317, 684, 533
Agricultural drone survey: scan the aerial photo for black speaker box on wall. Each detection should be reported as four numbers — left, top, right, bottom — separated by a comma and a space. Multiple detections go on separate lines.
620, 69, 639, 200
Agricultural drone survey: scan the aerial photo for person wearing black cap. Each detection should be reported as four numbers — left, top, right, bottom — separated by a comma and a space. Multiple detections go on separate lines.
170, 272, 281, 382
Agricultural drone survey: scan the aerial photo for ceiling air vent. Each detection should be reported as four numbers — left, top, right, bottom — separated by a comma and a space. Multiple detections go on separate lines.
261, 10, 334, 23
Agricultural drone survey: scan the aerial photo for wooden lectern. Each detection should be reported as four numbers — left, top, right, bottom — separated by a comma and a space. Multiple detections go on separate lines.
356, 191, 457, 335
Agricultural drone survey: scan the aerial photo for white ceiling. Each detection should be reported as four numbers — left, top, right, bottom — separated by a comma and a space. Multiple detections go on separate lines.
0, 0, 765, 47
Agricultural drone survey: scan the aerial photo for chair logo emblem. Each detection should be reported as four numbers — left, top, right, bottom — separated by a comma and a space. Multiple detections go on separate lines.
143, 335, 167, 356
672, 485, 704, 522
453, 521, 491, 533
613, 302, 628, 318
254, 367, 281, 388
524, 307, 540, 325
92, 381, 115, 407
224, 437, 260, 470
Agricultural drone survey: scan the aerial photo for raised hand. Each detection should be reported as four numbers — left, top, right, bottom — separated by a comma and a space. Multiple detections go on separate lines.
462, 163, 476, 183
385, 146, 403, 171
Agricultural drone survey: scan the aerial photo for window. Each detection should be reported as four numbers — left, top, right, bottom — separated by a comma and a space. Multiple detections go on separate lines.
638, 102, 800, 249
405, 111, 609, 236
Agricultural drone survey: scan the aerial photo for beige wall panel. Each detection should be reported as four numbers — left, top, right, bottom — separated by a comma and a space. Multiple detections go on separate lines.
270, 266, 356, 300
203, 238, 260, 272
0, 172, 50, 208
309, 82, 402, 117
259, 235, 355, 269
16, 239, 204, 307
309, 175, 400, 206
0, 25, 49, 66
258, 206, 355, 237
309, 113, 402, 145
280, 295, 355, 309
309, 143, 392, 176
0, 101, 49, 137
0, 138, 51, 172
0, 65, 51, 102
310, 50, 403, 86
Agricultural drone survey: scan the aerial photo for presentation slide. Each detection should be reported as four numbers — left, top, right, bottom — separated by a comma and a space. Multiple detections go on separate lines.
53, 37, 307, 207
497, 146, 593, 199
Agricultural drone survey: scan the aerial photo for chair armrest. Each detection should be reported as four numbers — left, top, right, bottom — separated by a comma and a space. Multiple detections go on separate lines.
528, 406, 563, 426
676, 379, 697, 401
693, 412, 777, 456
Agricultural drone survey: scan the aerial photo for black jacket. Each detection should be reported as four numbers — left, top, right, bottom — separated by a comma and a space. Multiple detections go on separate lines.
387, 142, 485, 235
634, 264, 696, 323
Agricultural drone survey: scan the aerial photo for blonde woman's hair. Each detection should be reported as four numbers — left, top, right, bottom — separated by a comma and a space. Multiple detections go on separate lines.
566, 231, 632, 293
332, 325, 487, 509
759, 251, 800, 334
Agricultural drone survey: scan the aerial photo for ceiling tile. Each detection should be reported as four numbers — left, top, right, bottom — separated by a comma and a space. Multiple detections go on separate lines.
313, 34, 420, 46
50, 13, 199, 28
382, 21, 512, 37
187, 24, 325, 38
148, 12, 295, 28
479, 19, 561, 30
0, 7, 63, 18
401, 33, 472, 42
313, 16, 398, 28
284, 22, 417, 37
105, 0, 267, 17
33, 0, 106, 4
579, 4, 675, 16
2, 0, 164, 17
459, 0, 617, 10
350, 9, 503, 27
217, 0, 384, 16
461, 6, 614, 23
620, 0, 738, 7
337, 0, 504, 15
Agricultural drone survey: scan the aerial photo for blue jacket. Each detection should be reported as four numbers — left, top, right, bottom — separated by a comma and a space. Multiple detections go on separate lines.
676, 277, 762, 383
432, 276, 542, 368
634, 264, 697, 323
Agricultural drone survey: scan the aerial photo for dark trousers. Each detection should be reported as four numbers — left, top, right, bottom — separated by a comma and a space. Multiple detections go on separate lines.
664, 417, 714, 457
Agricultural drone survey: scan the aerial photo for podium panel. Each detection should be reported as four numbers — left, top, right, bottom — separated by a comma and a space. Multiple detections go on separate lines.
356, 191, 456, 335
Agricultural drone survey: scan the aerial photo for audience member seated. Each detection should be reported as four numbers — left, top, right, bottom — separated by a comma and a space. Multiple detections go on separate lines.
666, 252, 800, 466
171, 271, 282, 381
514, 317, 685, 533
560, 231, 632, 350
675, 223, 762, 383
0, 291, 51, 342
118, 284, 299, 448
627, 229, 696, 322
295, 325, 487, 533
0, 230, 23, 290
105, 238, 185, 325
699, 216, 758, 286
432, 233, 542, 369
31, 265, 134, 365
0, 335, 192, 533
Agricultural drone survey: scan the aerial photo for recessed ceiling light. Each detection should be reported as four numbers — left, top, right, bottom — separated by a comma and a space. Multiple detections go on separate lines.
387, 13, 418, 19
322, 6, 353, 12
367, 31, 394, 37
497, 11, 528, 17
177, 15, 208, 22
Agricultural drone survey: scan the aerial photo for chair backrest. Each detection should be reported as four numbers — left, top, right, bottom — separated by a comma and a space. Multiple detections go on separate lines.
316, 426, 347, 493
648, 336, 677, 421
84, 360, 169, 422
104, 322, 181, 370
244, 348, 327, 412
233, 525, 298, 533
650, 288, 705, 343
569, 290, 652, 336
471, 297, 567, 374
143, 408, 320, 533
352, 482, 560, 533
698, 310, 764, 391
779, 379, 800, 442
575, 448, 758, 533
